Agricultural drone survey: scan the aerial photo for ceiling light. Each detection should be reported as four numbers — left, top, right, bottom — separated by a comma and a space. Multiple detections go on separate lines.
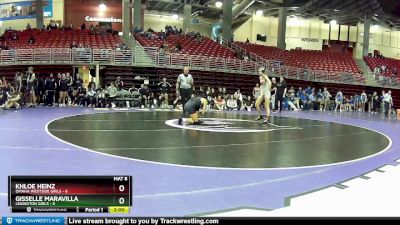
330, 20, 337, 25
255, 10, 263, 16
99, 3, 106, 11
215, 1, 223, 8
172, 14, 179, 20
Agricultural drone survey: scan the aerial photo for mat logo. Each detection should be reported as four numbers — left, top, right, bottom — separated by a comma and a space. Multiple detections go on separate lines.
7, 218, 12, 225
165, 118, 299, 133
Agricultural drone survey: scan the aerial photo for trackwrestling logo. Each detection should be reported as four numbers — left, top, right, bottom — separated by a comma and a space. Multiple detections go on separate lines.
165, 118, 300, 133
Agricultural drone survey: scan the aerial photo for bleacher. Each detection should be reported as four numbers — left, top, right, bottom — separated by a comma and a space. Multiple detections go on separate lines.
135, 34, 236, 59
364, 56, 400, 81
2, 29, 122, 49
236, 42, 365, 83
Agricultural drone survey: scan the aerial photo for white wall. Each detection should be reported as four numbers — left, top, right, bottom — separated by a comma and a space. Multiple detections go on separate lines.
234, 15, 324, 50
0, 0, 64, 30
354, 22, 400, 59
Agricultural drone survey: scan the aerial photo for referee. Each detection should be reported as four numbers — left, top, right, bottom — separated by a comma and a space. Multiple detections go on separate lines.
177, 67, 194, 124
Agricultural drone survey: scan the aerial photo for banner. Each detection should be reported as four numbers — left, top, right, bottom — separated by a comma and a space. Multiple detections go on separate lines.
0, 0, 53, 21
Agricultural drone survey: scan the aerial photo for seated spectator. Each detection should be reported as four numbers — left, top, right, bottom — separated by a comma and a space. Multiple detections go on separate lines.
48, 20, 58, 29
138, 84, 150, 108
27, 36, 36, 45
26, 23, 32, 30
75, 86, 87, 107
159, 30, 166, 40
96, 87, 107, 108
115, 77, 124, 90
175, 42, 182, 52
243, 95, 254, 111
81, 23, 86, 30
11, 32, 18, 40
234, 89, 243, 110
86, 87, 96, 107
226, 95, 238, 110
246, 38, 249, 43
70, 41, 78, 49
147, 27, 154, 33
214, 95, 226, 110
107, 82, 118, 108
133, 27, 142, 33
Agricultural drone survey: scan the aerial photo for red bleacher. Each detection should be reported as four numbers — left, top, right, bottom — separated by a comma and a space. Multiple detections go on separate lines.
364, 56, 400, 78
135, 34, 236, 59
236, 42, 362, 73
2, 29, 122, 49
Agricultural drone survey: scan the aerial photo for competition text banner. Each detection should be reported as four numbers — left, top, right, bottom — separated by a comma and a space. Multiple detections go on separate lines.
8, 176, 132, 213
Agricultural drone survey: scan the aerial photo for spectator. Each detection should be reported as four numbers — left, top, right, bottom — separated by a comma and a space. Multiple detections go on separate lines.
43, 73, 56, 107
225, 95, 237, 110
360, 90, 367, 112
11, 32, 18, 40
88, 77, 96, 92
28, 35, 35, 45
26, 23, 32, 30
214, 95, 226, 110
383, 90, 393, 118
158, 77, 171, 109
138, 84, 150, 108
246, 38, 249, 43
70, 41, 78, 49
234, 89, 243, 110
175, 42, 182, 52
371, 91, 380, 114
275, 76, 287, 112
89, 25, 95, 35
115, 77, 124, 90
321, 87, 331, 111
107, 82, 118, 108
243, 95, 254, 111
335, 90, 343, 111
81, 23, 86, 30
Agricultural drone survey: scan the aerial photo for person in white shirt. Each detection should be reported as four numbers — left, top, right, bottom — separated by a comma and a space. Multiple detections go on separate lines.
383, 90, 393, 118
322, 87, 331, 111
360, 91, 367, 112
234, 89, 243, 110
226, 95, 238, 110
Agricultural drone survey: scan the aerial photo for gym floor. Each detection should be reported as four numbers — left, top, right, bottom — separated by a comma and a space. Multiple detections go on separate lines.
0, 108, 399, 216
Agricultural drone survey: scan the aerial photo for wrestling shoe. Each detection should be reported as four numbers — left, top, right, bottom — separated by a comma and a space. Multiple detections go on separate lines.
255, 116, 263, 121
178, 118, 183, 125
262, 118, 270, 124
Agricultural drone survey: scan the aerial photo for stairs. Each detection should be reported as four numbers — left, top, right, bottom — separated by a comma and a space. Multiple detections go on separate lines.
356, 59, 379, 86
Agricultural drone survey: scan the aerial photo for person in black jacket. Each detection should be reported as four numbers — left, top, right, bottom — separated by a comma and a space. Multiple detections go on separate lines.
44, 73, 56, 106
158, 77, 171, 108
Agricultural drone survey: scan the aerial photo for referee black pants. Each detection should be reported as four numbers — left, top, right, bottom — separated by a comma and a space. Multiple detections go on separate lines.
180, 88, 192, 117
384, 101, 390, 117
275, 95, 284, 111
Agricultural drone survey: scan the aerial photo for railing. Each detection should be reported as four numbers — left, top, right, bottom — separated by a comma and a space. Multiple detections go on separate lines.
0, 47, 368, 86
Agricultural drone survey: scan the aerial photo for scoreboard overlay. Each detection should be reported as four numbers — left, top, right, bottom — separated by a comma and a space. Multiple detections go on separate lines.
8, 176, 132, 213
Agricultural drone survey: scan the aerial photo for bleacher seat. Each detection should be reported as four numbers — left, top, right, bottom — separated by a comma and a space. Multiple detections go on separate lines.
135, 34, 236, 59
236, 42, 364, 83
2, 29, 122, 49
